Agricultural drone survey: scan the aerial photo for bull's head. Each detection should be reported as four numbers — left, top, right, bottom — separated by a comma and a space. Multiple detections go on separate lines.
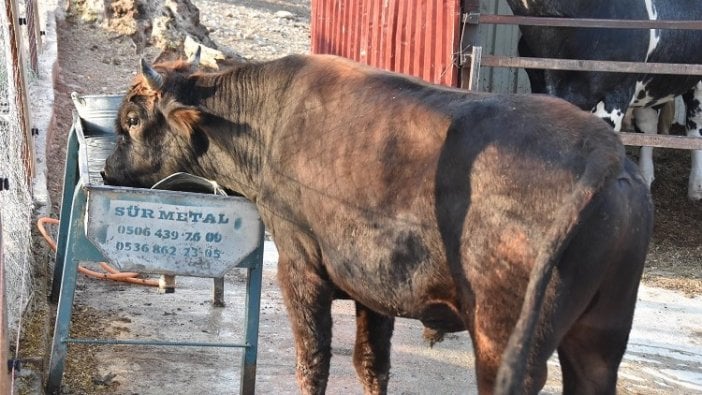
101, 52, 206, 188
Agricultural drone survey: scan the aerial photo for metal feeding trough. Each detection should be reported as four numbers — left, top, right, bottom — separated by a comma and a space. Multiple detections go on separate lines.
46, 93, 265, 394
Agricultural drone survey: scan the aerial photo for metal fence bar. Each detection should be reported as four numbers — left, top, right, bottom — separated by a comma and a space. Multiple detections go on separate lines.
481, 54, 702, 76
477, 14, 702, 30
618, 132, 702, 150
468, 12, 702, 151
65, 338, 249, 348
459, 0, 481, 89
466, 46, 482, 90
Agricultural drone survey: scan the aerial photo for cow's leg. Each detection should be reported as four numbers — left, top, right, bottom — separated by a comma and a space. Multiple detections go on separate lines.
684, 82, 702, 200
633, 106, 660, 188
277, 252, 334, 395
518, 36, 546, 94
353, 302, 394, 394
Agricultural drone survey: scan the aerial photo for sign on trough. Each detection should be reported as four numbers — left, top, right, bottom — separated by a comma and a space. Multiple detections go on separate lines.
86, 187, 262, 278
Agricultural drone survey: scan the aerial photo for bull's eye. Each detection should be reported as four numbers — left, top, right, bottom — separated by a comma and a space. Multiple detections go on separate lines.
127, 116, 140, 127
125, 111, 140, 128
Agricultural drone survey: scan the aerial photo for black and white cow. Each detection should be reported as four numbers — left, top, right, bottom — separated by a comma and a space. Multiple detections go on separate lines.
507, 0, 702, 200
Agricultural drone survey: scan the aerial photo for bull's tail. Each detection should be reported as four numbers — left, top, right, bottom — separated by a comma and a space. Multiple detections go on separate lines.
493, 141, 623, 395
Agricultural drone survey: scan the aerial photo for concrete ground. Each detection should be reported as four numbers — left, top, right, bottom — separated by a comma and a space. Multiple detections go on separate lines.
65, 241, 477, 395
56, 240, 701, 395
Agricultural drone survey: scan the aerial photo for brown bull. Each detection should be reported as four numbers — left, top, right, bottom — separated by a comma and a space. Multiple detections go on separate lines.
101, 54, 653, 394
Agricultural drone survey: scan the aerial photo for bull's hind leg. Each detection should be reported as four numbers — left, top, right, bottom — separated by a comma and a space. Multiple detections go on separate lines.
556, 275, 641, 395
353, 302, 394, 394
557, 318, 631, 395
557, 178, 650, 395
277, 252, 334, 395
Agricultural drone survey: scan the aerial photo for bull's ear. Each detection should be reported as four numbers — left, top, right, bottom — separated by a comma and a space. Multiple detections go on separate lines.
163, 101, 201, 135
140, 58, 164, 91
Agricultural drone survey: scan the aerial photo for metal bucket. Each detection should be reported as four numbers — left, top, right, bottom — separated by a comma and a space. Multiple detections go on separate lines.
70, 92, 123, 135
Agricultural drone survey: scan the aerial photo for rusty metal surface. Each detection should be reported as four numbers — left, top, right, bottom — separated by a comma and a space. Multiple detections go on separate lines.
311, 0, 461, 86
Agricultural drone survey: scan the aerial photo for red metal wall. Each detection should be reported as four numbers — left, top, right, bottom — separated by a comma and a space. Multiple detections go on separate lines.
311, 0, 461, 87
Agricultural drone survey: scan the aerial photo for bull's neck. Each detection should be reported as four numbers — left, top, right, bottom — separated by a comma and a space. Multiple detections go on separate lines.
189, 60, 297, 202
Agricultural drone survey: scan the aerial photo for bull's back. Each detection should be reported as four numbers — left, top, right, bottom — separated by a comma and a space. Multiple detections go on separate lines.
264, 59, 626, 319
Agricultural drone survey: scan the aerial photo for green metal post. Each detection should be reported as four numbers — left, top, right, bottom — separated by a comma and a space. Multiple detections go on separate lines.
46, 186, 103, 393
240, 230, 264, 395
46, 186, 85, 393
50, 127, 79, 303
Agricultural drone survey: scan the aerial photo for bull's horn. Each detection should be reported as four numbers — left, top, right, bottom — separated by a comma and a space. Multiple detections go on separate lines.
140, 58, 163, 91
189, 46, 202, 68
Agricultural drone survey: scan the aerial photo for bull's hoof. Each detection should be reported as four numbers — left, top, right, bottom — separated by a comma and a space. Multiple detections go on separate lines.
159, 287, 175, 294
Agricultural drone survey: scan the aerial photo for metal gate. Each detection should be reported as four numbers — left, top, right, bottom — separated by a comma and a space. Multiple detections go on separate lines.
460, 0, 702, 151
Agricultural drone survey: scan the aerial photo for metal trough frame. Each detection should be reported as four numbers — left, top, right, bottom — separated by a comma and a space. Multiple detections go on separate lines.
46, 95, 265, 394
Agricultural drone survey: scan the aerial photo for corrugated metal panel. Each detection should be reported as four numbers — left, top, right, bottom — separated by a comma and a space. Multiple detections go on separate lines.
476, 0, 531, 93
311, 0, 461, 87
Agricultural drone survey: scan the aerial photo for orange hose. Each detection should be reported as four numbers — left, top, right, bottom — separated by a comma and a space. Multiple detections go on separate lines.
99, 262, 141, 278
37, 217, 161, 287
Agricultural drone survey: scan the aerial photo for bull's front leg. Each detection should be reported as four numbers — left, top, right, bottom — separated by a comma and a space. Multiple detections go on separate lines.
278, 253, 334, 394
353, 302, 395, 394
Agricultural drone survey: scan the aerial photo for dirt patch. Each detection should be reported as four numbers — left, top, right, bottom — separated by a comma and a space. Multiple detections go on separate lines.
62, 305, 120, 394
630, 147, 702, 295
649, 148, 702, 251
